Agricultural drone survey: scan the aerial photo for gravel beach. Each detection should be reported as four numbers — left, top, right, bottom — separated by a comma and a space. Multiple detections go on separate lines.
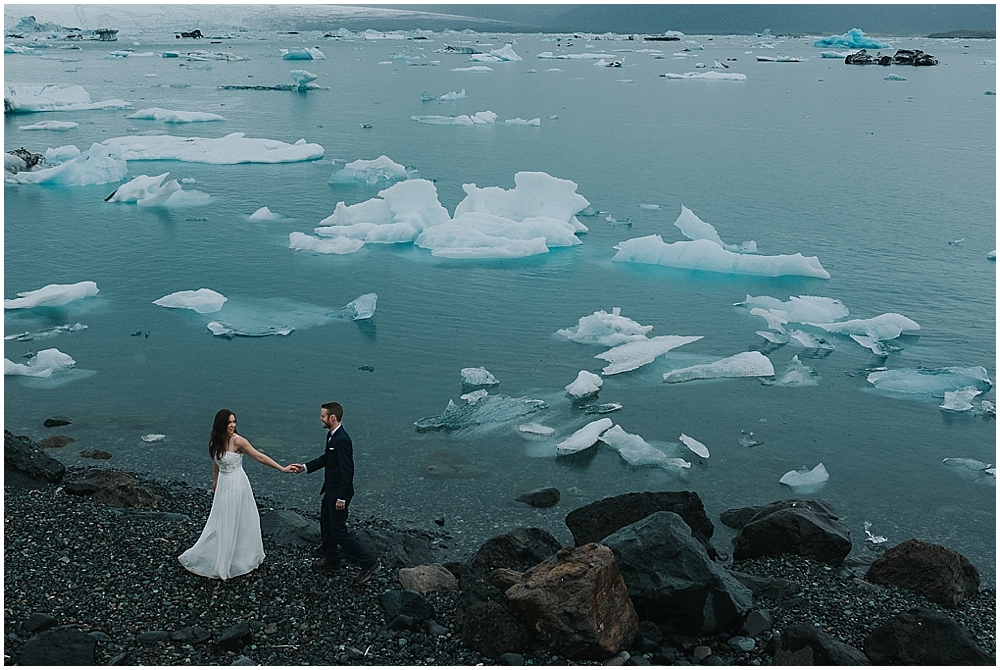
4, 468, 996, 665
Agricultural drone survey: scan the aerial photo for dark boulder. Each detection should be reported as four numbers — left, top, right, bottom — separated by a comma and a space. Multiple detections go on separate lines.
460, 600, 530, 658
603, 511, 752, 635
381, 589, 436, 622
773, 623, 869, 665
865, 539, 979, 608
863, 607, 992, 665
565, 491, 716, 559
719, 506, 762, 531
470, 527, 563, 575
62, 470, 161, 508
216, 622, 251, 652
727, 570, 801, 600
19, 627, 97, 665
514, 486, 560, 508
5, 430, 66, 484
22, 613, 58, 633
259, 509, 321, 548
79, 450, 112, 460
732, 499, 851, 566
43, 416, 72, 427
38, 435, 75, 449
354, 524, 434, 568
170, 626, 211, 643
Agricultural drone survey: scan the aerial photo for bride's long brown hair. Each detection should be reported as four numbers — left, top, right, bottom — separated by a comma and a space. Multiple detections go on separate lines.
209, 409, 235, 461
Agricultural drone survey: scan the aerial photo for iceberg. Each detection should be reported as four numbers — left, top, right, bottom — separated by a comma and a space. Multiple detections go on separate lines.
289, 232, 365, 255
125, 107, 226, 123
289, 70, 320, 90
504, 118, 541, 126
249, 206, 281, 221
556, 418, 613, 456
329, 155, 409, 185
141, 434, 166, 442
779, 463, 829, 493
5, 281, 99, 310
600, 424, 691, 469
450, 66, 493, 72
45, 145, 81, 163
153, 288, 227, 314
8, 143, 127, 186
105, 173, 209, 208
207, 322, 293, 338
766, 355, 818, 387
663, 351, 775, 383
597, 335, 704, 375
461, 389, 489, 403
660, 71, 747, 81
414, 394, 545, 431
454, 172, 589, 233
437, 89, 468, 100
3, 83, 129, 113
814, 28, 890, 49
674, 205, 756, 252
411, 111, 498, 125
806, 313, 920, 341
537, 51, 617, 60
461, 366, 499, 386
101, 133, 324, 164
280, 46, 325, 60
566, 370, 603, 399
867, 366, 993, 398
18, 120, 78, 131
339, 293, 377, 320
519, 422, 555, 436
4, 348, 76, 378
739, 295, 849, 325
556, 307, 653, 346
679, 433, 709, 458
940, 386, 984, 411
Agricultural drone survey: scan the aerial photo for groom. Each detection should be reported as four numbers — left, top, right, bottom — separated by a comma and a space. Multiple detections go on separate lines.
295, 402, 380, 584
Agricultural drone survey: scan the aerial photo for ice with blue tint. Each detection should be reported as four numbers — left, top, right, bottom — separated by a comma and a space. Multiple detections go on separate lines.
597, 335, 704, 375
44, 145, 81, 163
679, 433, 710, 458
249, 206, 281, 221
280, 46, 325, 60
288, 232, 365, 254
779, 463, 829, 493
787, 330, 834, 351
5, 281, 99, 310
557, 307, 653, 346
126, 107, 226, 123
202, 295, 364, 338
504, 118, 541, 126
663, 351, 774, 383
18, 120, 78, 131
4, 348, 76, 377
764, 356, 818, 387
414, 394, 546, 431
942, 458, 995, 486
339, 293, 377, 321
461, 366, 499, 386
600, 424, 691, 470
660, 71, 747, 81
814, 28, 890, 49
556, 417, 612, 456
411, 111, 498, 125
807, 313, 920, 341
867, 366, 993, 398
328, 155, 409, 185
940, 386, 984, 411
566, 370, 603, 398
454, 172, 589, 232
153, 288, 227, 314
289, 70, 322, 90
3, 83, 130, 113
8, 143, 127, 186
674, 205, 757, 252
102, 133, 324, 164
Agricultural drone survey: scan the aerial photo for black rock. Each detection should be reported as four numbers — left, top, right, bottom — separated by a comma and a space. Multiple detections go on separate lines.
632, 634, 660, 654
231, 655, 255, 666
866, 539, 980, 608
38, 436, 75, 449
470, 527, 563, 575
138, 630, 171, 644
637, 620, 663, 645
23, 613, 58, 633
5, 430, 66, 484
216, 622, 252, 652
565, 491, 717, 559
514, 486, 560, 508
742, 609, 772, 637
732, 499, 851, 566
381, 589, 436, 622
259, 508, 321, 548
719, 506, 762, 531
62, 470, 162, 508
43, 416, 72, 427
497, 651, 525, 665
354, 525, 434, 568
387, 614, 416, 631
108, 652, 129, 665
651, 649, 680, 664
460, 600, 530, 658
88, 631, 111, 642
774, 623, 869, 665
170, 626, 211, 643
701, 655, 724, 665
79, 449, 112, 460
422, 619, 449, 636
863, 607, 993, 665
727, 570, 801, 600
20, 627, 96, 665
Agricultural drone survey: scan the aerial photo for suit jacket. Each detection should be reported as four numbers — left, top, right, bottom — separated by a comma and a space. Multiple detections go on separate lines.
305, 425, 355, 503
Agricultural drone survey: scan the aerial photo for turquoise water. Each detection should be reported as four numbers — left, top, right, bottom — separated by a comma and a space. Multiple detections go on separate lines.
4, 33, 995, 577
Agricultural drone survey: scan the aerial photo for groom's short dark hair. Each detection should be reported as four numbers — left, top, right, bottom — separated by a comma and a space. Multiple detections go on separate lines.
322, 401, 343, 421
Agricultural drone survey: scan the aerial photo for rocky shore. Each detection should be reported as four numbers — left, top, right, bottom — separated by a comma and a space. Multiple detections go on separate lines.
4, 430, 996, 666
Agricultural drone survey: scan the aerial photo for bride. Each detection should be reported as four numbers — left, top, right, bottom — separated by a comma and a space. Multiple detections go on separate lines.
179, 409, 300, 580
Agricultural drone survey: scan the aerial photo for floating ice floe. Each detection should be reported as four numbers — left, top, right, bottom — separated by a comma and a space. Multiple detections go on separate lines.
660, 71, 747, 81
461, 366, 499, 386
519, 422, 555, 436
451, 66, 493, 72
207, 322, 293, 338
863, 521, 887, 544
600, 424, 690, 470
249, 206, 281, 220
460, 389, 489, 403
288, 70, 322, 90
867, 366, 992, 398
537, 51, 617, 60
566, 370, 603, 399
779, 463, 829, 493
739, 294, 849, 330
583, 402, 623, 415
101, 132, 324, 164
414, 394, 546, 431
105, 173, 210, 208
940, 386, 984, 411
280, 46, 325, 60
5, 281, 99, 309
339, 293, 377, 320
288, 233, 365, 254
163, 50, 246, 62
557, 307, 654, 346
663, 351, 774, 383
153, 288, 227, 314
141, 434, 166, 442
679, 433, 709, 458
411, 111, 498, 125
468, 43, 522, 62
756, 56, 806, 62
504, 118, 541, 126
613, 206, 829, 278
4, 348, 76, 378
597, 335, 704, 375
806, 313, 919, 342
3, 83, 130, 113
421, 89, 467, 101
106, 50, 156, 58
885, 74, 907, 81
820, 50, 856, 58
18, 120, 78, 131
44, 145, 81, 163
556, 418, 612, 456
125, 107, 226, 123
813, 28, 890, 49
942, 458, 996, 486
329, 155, 409, 185
5, 323, 86, 342
988, 250, 997, 259
7, 143, 127, 186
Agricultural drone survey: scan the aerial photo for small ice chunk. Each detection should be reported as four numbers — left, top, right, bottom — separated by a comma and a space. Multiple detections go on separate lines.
988, 249, 997, 259
249, 206, 281, 220
639, 203, 661, 210
940, 386, 983, 411
738, 295, 849, 323
18, 120, 78, 130
519, 422, 555, 436
329, 155, 408, 184
141, 434, 166, 442
289, 69, 319, 89
779, 463, 829, 492
5, 281, 99, 309
556, 418, 613, 456
850, 334, 889, 355
768, 355, 818, 387
411, 111, 497, 124
981, 400, 996, 416
451, 66, 493, 72
557, 307, 654, 346
600, 424, 690, 469
125, 107, 226, 123
565, 370, 603, 398
280, 47, 325, 60
679, 433, 709, 458
504, 117, 541, 126
153, 288, 227, 313
414, 393, 545, 431
340, 293, 377, 320
787, 329, 834, 350
105, 173, 170, 203
461, 366, 499, 386
583, 402, 623, 415
663, 351, 774, 383
597, 335, 704, 375
460, 389, 489, 403
884, 74, 907, 81
660, 71, 747, 81
863, 521, 887, 544
4, 348, 76, 377
738, 430, 763, 448
289, 232, 365, 255
942, 457, 991, 472
807, 313, 920, 341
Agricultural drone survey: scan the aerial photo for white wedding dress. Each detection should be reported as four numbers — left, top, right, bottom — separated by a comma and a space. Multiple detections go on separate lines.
178, 450, 265, 580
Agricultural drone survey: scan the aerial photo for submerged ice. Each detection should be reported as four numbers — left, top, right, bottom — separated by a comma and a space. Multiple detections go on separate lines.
5, 281, 99, 309
600, 424, 690, 470
867, 366, 993, 398
663, 351, 774, 383
596, 335, 704, 375
414, 393, 546, 431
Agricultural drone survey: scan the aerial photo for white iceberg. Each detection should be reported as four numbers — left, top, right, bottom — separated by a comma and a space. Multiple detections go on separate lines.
5, 281, 99, 309
153, 288, 227, 313
663, 351, 774, 383
566, 370, 603, 398
411, 111, 498, 125
519, 422, 555, 436
18, 120, 78, 130
249, 206, 281, 221
504, 117, 541, 126
105, 173, 210, 208
141, 434, 166, 442
4, 348, 76, 378
806, 313, 920, 341
8, 143, 127, 186
750, 307, 789, 333
600, 424, 691, 469
679, 433, 709, 458
556, 418, 613, 456
450, 66, 493, 72
739, 294, 849, 325
461, 366, 499, 386
660, 71, 747, 81
673, 205, 756, 252
867, 366, 993, 397
289, 69, 322, 90
787, 329, 834, 350
340, 293, 377, 320
329, 155, 408, 185
3, 83, 129, 113
288, 232, 365, 255
940, 386, 984, 411
280, 46, 325, 60
101, 132, 324, 164
437, 89, 468, 100
536, 51, 617, 60
779, 463, 829, 492
454, 171, 589, 233
126, 107, 226, 123
460, 389, 489, 403
597, 335, 704, 376
44, 145, 82, 163
557, 307, 653, 346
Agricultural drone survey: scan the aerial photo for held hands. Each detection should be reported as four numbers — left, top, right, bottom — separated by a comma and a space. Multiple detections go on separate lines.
283, 463, 305, 474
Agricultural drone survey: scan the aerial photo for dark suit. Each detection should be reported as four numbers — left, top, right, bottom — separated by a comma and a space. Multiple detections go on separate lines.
305, 425, 375, 568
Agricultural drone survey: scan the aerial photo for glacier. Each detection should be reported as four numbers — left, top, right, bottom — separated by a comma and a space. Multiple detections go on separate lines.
556, 418, 613, 456
556, 307, 654, 346
663, 351, 774, 383
596, 335, 704, 375
5, 281, 99, 309
8, 143, 127, 186
101, 132, 324, 164
565, 370, 603, 399
153, 288, 227, 314
4, 348, 76, 378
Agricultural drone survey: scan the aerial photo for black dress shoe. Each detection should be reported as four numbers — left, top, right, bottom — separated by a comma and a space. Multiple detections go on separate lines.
311, 559, 342, 573
355, 561, 381, 584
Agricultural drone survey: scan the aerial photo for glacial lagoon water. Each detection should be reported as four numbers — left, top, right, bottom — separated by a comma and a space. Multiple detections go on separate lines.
4, 31, 996, 578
